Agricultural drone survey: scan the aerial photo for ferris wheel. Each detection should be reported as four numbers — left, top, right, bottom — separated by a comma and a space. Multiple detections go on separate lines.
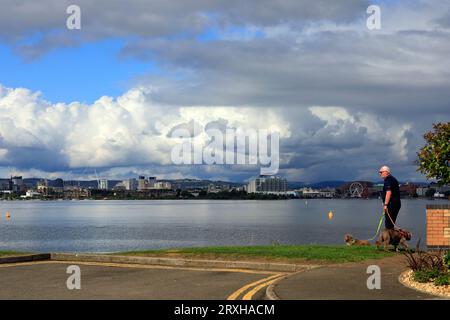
349, 182, 364, 198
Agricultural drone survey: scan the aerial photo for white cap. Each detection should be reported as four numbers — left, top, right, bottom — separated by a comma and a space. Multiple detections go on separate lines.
379, 165, 391, 173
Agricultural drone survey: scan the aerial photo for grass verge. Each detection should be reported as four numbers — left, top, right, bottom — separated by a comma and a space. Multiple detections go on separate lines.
0, 251, 28, 258
115, 245, 395, 264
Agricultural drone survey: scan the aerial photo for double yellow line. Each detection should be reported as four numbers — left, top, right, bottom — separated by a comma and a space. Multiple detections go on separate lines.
1, 260, 286, 300
227, 273, 286, 300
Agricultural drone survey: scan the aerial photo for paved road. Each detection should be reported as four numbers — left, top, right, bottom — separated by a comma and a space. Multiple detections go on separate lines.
0, 261, 280, 300
1, 256, 442, 300
273, 255, 436, 300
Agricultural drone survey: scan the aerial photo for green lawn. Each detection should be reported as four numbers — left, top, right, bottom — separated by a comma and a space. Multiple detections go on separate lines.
0, 251, 28, 257
116, 245, 395, 263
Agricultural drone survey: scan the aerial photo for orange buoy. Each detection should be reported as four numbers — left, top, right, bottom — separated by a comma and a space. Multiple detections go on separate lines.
328, 210, 333, 220
6, 212, 11, 220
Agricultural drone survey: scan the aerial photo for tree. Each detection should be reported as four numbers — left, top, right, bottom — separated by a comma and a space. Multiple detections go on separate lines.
417, 122, 450, 186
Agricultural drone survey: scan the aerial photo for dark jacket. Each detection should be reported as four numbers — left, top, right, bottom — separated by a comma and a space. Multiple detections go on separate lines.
382, 175, 401, 207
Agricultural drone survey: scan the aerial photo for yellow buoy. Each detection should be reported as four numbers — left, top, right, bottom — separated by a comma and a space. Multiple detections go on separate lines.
328, 210, 333, 220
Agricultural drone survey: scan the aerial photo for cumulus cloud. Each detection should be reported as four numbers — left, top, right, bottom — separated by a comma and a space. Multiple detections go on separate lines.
0, 84, 292, 178
0, 83, 440, 182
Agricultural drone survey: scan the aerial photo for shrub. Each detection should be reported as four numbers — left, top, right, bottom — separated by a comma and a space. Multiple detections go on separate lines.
405, 242, 450, 286
403, 240, 447, 273
444, 251, 450, 269
412, 268, 449, 286
434, 273, 450, 286
413, 269, 442, 283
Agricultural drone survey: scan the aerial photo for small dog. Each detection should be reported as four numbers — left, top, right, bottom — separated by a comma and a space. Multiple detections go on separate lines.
376, 228, 411, 251
344, 234, 370, 246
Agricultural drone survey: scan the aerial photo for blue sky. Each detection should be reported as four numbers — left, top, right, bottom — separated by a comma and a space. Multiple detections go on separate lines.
0, 39, 156, 104
0, 23, 265, 104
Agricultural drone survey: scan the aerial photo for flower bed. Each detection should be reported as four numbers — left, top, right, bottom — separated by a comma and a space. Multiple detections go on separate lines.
400, 269, 450, 298
401, 247, 450, 298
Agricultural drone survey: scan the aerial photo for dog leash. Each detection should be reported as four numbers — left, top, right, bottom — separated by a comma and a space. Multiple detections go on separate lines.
384, 207, 411, 240
367, 213, 385, 241
384, 207, 401, 229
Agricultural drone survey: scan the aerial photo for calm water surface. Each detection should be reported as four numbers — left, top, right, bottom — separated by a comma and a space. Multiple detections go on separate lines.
0, 199, 447, 252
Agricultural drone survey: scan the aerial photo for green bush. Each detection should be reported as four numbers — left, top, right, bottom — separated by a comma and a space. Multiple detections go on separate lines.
434, 273, 450, 286
444, 251, 450, 268
413, 269, 443, 283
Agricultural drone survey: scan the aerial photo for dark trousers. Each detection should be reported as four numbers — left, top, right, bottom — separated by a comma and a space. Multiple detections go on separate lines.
385, 203, 401, 229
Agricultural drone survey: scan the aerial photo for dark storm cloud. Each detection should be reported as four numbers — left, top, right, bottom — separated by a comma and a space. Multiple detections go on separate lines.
122, 29, 450, 117
0, 0, 368, 37
0, 145, 69, 171
0, 0, 368, 58
434, 9, 450, 28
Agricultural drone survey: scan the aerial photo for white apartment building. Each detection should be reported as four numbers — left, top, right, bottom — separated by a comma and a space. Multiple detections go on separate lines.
98, 179, 109, 190
247, 176, 288, 194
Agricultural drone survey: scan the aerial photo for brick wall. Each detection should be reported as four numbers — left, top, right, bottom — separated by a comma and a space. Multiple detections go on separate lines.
426, 204, 450, 249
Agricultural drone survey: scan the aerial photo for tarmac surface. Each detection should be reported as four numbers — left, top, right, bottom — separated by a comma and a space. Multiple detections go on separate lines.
273, 255, 437, 300
0, 255, 444, 300
0, 261, 279, 300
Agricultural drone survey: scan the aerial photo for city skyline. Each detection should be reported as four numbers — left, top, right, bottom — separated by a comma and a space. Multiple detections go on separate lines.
0, 173, 436, 187
0, 1, 449, 183
2, 172, 446, 201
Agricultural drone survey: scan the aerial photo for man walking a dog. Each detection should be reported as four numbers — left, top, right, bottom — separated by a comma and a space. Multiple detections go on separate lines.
379, 166, 401, 229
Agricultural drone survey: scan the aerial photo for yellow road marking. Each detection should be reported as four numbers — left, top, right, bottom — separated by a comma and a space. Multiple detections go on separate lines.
227, 273, 285, 300
242, 275, 285, 300
1, 260, 288, 300
0, 261, 51, 268
0, 260, 278, 275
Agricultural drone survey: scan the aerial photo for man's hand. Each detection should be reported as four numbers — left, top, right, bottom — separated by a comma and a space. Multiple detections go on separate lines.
383, 205, 388, 214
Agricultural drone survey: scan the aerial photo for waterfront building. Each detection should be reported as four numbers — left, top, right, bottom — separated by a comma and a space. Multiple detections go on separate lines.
247, 176, 288, 194
63, 180, 80, 189
147, 177, 157, 189
98, 179, 109, 190
0, 179, 12, 191
64, 187, 90, 199
153, 181, 172, 190
231, 185, 246, 192
112, 182, 126, 191
37, 179, 49, 195
207, 184, 221, 193
297, 187, 320, 198
123, 178, 138, 191
399, 183, 418, 197
115, 178, 138, 191
319, 188, 336, 198
51, 178, 64, 193
207, 184, 232, 193
138, 176, 146, 190
22, 190, 41, 198
416, 186, 429, 197
138, 176, 157, 190
11, 176, 25, 192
